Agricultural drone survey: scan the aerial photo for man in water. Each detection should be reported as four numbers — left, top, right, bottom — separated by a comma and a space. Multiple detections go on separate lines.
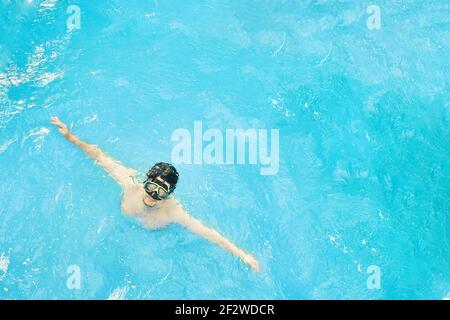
50, 116, 260, 272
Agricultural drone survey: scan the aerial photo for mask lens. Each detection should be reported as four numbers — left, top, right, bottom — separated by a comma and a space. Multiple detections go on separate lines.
158, 188, 168, 198
145, 182, 157, 192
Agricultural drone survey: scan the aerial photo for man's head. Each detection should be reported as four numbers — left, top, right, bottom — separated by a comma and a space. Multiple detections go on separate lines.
143, 162, 179, 205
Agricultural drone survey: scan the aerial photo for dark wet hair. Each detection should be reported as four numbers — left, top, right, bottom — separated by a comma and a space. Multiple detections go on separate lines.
146, 162, 179, 193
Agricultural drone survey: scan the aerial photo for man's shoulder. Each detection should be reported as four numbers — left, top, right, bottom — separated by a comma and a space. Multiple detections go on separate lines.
163, 198, 187, 219
122, 178, 142, 193
166, 197, 185, 209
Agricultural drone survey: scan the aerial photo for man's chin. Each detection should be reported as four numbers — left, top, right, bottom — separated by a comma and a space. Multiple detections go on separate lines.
143, 197, 157, 207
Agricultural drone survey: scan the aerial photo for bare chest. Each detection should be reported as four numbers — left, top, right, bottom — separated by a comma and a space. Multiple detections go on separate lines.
120, 185, 173, 229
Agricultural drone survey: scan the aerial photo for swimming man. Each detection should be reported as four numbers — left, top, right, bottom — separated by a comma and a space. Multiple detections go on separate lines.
50, 116, 260, 272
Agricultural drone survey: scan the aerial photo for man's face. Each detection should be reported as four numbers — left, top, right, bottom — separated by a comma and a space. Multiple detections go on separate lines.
143, 176, 171, 206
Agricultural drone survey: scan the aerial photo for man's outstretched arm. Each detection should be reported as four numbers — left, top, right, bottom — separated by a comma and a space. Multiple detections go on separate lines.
50, 116, 136, 188
171, 204, 260, 272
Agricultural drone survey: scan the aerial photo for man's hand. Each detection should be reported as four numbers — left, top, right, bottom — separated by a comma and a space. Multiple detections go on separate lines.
243, 254, 260, 272
50, 116, 70, 136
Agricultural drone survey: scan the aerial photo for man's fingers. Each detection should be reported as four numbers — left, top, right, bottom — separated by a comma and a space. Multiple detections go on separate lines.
250, 257, 260, 272
51, 116, 68, 135
50, 117, 65, 129
243, 255, 260, 272
51, 116, 62, 125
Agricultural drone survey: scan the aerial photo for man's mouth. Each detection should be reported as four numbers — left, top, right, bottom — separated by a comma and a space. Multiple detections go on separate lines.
143, 196, 157, 207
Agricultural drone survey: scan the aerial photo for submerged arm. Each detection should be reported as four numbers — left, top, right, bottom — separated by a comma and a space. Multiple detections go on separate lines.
50, 116, 136, 188
172, 204, 260, 272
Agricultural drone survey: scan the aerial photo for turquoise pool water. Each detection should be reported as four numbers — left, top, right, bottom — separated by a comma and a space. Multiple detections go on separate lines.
0, 0, 449, 299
